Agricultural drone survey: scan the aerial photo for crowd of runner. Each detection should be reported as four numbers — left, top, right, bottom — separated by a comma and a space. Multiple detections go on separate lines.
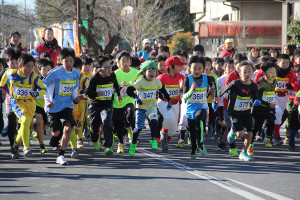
0, 29, 299, 165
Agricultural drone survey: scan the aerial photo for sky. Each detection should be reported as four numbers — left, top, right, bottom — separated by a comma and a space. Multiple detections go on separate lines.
4, 0, 36, 11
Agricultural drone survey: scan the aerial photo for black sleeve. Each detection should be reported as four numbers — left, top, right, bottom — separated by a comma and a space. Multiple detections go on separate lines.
227, 84, 237, 115
219, 80, 235, 97
207, 76, 217, 98
127, 86, 138, 99
84, 75, 98, 99
251, 82, 258, 101
183, 76, 190, 94
159, 86, 171, 102
113, 79, 121, 97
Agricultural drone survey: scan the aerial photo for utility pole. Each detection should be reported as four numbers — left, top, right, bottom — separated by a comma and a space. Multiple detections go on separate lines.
77, 0, 81, 54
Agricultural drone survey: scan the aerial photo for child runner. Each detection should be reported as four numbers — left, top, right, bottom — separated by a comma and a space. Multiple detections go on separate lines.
126, 60, 171, 156
157, 56, 185, 152
113, 52, 138, 153
254, 54, 300, 145
220, 61, 260, 161
0, 49, 20, 158
0, 54, 46, 157
34, 59, 54, 154
183, 56, 218, 159
85, 56, 122, 156
216, 58, 234, 151
250, 62, 277, 155
43, 48, 82, 165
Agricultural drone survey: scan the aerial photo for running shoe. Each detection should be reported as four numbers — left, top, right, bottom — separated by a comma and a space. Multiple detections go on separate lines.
40, 144, 48, 154
11, 152, 20, 159
199, 146, 207, 156
117, 143, 124, 153
274, 136, 283, 146
217, 143, 228, 152
227, 129, 235, 144
176, 140, 185, 148
213, 132, 221, 141
104, 147, 113, 157
71, 148, 79, 158
289, 141, 296, 152
255, 135, 263, 142
264, 139, 272, 148
32, 132, 38, 141
207, 124, 213, 136
93, 141, 101, 151
283, 137, 290, 145
77, 139, 84, 149
191, 151, 197, 160
161, 132, 168, 153
129, 143, 137, 156
239, 151, 252, 161
23, 148, 32, 157
56, 155, 68, 165
150, 139, 158, 149
229, 148, 239, 157
1, 125, 8, 137
247, 146, 254, 156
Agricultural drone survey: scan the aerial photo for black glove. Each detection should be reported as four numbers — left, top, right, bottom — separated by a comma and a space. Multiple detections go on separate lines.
166, 101, 172, 110
135, 96, 143, 105
286, 83, 293, 90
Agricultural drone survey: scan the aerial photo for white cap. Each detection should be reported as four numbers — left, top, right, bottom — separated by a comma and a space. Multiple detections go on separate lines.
143, 39, 151, 44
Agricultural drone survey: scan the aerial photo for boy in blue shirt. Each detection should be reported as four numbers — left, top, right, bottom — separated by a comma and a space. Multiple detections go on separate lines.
43, 48, 82, 165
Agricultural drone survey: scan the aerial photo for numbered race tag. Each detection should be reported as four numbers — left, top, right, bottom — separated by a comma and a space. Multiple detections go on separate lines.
275, 77, 289, 92
120, 83, 130, 97
262, 91, 275, 104
234, 96, 251, 111
165, 85, 180, 99
59, 80, 76, 96
96, 84, 113, 100
189, 87, 207, 104
13, 83, 32, 100
139, 87, 157, 103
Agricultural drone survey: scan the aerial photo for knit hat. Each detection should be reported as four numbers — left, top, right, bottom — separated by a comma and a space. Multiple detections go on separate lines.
136, 60, 158, 78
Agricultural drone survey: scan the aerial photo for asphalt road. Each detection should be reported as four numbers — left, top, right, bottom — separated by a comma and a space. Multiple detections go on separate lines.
0, 128, 299, 200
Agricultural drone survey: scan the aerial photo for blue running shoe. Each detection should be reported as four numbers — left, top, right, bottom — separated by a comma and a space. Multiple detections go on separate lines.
1, 126, 8, 137
239, 151, 252, 161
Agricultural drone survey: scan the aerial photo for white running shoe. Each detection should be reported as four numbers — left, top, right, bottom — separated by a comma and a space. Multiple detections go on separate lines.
23, 148, 32, 157
56, 155, 68, 165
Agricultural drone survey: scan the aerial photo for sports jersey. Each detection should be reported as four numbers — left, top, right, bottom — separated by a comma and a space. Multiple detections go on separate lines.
85, 72, 120, 108
157, 72, 185, 103
113, 67, 138, 108
78, 73, 89, 100
207, 71, 219, 103
35, 76, 45, 109
43, 65, 80, 113
221, 79, 258, 116
132, 77, 162, 110
254, 67, 300, 95
185, 74, 209, 119
0, 69, 46, 102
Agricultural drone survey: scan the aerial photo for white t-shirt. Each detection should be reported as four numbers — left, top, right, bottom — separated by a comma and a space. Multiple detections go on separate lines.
217, 74, 227, 107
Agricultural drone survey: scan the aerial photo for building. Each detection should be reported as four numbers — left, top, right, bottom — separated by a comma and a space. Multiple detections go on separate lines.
191, 0, 299, 56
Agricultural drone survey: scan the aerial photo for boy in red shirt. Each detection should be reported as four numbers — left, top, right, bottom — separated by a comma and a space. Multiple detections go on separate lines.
157, 56, 185, 152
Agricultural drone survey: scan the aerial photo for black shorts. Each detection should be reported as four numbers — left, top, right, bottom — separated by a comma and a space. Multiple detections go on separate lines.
230, 114, 253, 132
35, 106, 47, 125
47, 108, 76, 132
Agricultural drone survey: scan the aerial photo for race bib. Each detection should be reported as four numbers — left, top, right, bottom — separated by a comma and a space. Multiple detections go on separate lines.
13, 83, 32, 100
59, 80, 76, 96
120, 83, 130, 97
139, 87, 157, 103
262, 91, 275, 104
96, 84, 113, 100
234, 96, 250, 111
165, 85, 180, 99
275, 77, 289, 92
189, 87, 207, 104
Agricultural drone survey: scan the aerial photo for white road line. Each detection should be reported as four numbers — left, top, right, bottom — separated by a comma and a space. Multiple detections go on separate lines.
226, 178, 293, 200
138, 149, 290, 200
